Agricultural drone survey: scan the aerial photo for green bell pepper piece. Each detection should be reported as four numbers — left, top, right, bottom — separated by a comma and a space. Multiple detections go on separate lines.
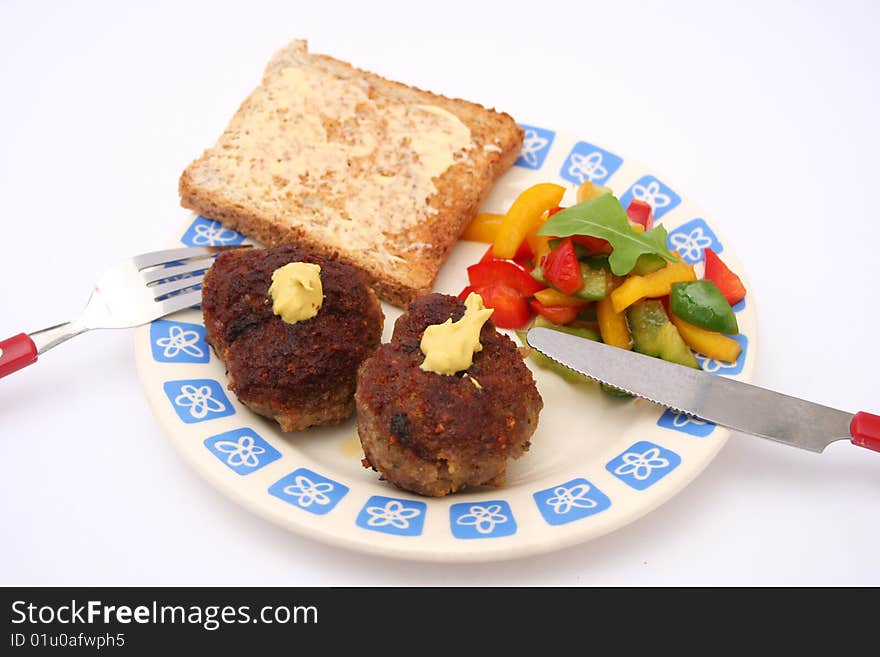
531, 316, 599, 340
532, 264, 608, 301
631, 253, 668, 276
669, 280, 739, 334
627, 299, 700, 368
573, 263, 608, 301
600, 382, 634, 398
581, 255, 610, 270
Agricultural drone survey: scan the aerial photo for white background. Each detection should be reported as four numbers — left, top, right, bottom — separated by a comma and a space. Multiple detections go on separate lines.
2, 0, 878, 586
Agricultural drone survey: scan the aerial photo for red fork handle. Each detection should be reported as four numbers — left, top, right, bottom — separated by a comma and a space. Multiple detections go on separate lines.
851, 412, 880, 453
0, 333, 38, 379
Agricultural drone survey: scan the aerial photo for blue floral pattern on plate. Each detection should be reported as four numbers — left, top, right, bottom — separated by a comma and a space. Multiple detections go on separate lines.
356, 496, 426, 536
559, 140, 622, 186
667, 217, 722, 264
533, 478, 611, 526
606, 441, 681, 490
449, 501, 517, 539
269, 468, 349, 515
204, 428, 280, 475
163, 379, 234, 423
150, 319, 209, 363
619, 175, 681, 222
515, 124, 555, 170
657, 409, 717, 437
181, 216, 245, 247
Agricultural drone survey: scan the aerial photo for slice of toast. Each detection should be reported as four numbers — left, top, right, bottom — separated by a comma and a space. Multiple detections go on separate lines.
179, 40, 523, 307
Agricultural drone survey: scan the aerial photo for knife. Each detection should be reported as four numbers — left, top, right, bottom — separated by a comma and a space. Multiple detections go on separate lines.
526, 327, 880, 454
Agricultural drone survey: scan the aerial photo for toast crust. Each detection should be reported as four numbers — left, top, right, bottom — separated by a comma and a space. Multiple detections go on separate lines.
179, 40, 522, 307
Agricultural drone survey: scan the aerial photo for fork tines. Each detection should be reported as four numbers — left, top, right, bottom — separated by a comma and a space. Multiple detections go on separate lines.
133, 245, 248, 271
136, 245, 250, 307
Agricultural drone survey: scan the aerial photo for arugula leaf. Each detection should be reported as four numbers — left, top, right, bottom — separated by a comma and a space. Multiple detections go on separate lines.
537, 194, 676, 275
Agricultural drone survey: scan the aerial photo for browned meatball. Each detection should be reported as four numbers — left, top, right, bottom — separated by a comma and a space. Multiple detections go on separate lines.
202, 244, 384, 431
355, 293, 543, 497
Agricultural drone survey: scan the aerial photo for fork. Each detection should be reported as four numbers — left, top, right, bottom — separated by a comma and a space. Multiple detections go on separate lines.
0, 245, 249, 379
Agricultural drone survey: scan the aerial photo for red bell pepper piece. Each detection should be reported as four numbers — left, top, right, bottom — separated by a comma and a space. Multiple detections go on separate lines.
541, 238, 583, 295
529, 299, 580, 325
480, 240, 533, 265
467, 259, 544, 296
547, 206, 564, 217
571, 234, 613, 255
703, 248, 746, 306
457, 285, 476, 301
626, 199, 653, 231
513, 238, 534, 265
476, 284, 532, 329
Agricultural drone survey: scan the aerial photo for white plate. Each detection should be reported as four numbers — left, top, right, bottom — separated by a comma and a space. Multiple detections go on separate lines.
135, 127, 757, 562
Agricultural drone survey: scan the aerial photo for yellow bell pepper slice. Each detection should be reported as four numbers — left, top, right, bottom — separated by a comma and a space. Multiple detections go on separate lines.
576, 181, 612, 203
670, 314, 742, 363
493, 183, 565, 259
462, 213, 504, 243
597, 294, 632, 349
525, 210, 552, 262
529, 233, 552, 262
534, 288, 586, 307
610, 261, 696, 314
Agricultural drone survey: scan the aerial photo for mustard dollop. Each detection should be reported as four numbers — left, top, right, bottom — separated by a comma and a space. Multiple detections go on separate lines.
268, 262, 323, 324
419, 293, 494, 375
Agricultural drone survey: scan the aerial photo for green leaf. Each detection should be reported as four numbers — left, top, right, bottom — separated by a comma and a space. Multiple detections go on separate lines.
537, 194, 676, 275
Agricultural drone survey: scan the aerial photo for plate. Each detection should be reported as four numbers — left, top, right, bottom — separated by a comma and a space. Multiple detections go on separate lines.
135, 126, 757, 562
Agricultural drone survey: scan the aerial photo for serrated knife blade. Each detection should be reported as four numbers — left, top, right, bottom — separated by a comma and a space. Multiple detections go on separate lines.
526, 327, 880, 454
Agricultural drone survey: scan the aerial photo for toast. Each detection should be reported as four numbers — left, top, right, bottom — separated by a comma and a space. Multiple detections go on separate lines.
179, 40, 523, 307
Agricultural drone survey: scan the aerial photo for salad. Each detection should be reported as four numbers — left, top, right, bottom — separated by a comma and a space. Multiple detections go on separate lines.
459, 181, 746, 395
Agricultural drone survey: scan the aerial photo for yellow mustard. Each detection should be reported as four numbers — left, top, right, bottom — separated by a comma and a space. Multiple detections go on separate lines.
419, 293, 494, 375
268, 262, 323, 324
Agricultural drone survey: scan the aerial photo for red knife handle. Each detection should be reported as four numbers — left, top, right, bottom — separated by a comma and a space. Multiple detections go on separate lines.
0, 333, 38, 379
851, 412, 880, 453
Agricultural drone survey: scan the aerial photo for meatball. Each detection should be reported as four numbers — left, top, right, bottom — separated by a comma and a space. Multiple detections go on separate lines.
355, 293, 543, 497
201, 244, 384, 431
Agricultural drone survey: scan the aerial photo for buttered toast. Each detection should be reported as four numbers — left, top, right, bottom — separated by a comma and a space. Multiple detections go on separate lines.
179, 40, 523, 307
